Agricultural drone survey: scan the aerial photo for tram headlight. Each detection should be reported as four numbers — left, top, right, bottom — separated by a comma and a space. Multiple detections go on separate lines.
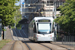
48, 35, 52, 37
47, 31, 49, 33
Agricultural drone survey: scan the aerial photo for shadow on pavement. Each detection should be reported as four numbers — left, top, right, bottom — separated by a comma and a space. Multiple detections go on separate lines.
12, 28, 28, 38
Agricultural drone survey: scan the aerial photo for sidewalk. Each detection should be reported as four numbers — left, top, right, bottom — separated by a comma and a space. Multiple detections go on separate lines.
5, 28, 13, 40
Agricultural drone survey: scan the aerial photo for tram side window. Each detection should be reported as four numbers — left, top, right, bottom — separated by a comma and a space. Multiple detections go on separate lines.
33, 23, 36, 33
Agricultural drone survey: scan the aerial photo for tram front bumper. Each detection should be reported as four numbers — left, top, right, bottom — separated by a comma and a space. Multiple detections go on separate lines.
36, 37, 54, 41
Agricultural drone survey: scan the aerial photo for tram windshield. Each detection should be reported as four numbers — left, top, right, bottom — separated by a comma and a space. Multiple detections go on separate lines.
38, 23, 51, 34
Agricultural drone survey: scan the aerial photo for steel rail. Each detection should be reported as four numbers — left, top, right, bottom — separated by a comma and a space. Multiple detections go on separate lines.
30, 41, 52, 50
51, 43, 71, 50
11, 29, 20, 50
11, 29, 31, 50
19, 30, 31, 50
28, 41, 52, 50
11, 41, 16, 50
22, 41, 31, 50
39, 42, 71, 50
14, 29, 25, 50
38, 43, 52, 50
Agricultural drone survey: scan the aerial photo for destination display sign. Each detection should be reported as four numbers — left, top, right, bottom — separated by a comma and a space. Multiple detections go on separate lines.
38, 20, 50, 22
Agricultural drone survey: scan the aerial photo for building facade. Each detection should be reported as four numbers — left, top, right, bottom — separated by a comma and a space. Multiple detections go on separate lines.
23, 0, 65, 21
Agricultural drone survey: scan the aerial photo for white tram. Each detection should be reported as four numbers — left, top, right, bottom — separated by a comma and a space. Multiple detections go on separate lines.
29, 17, 55, 42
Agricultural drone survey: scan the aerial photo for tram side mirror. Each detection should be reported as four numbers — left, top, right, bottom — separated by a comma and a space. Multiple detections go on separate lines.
33, 23, 37, 33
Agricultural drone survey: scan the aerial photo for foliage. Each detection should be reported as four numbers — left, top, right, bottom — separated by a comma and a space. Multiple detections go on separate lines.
14, 9, 22, 26
11, 9, 22, 29
16, 23, 22, 29
55, 0, 75, 34
0, 0, 20, 26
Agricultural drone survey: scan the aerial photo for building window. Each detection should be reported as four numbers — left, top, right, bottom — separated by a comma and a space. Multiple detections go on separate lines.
44, 10, 53, 12
47, 1, 53, 3
47, 1, 53, 6
41, 1, 46, 4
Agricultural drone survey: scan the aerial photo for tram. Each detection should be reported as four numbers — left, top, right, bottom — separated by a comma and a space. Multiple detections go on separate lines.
29, 17, 55, 42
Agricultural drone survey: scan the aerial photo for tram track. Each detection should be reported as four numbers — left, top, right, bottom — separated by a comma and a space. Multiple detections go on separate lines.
19, 29, 31, 50
11, 29, 31, 50
56, 45, 71, 50
39, 42, 72, 50
11, 29, 74, 50
51, 43, 74, 50
38, 43, 52, 50
30, 41, 69, 50
28, 39, 74, 50
11, 41, 16, 50
15, 29, 50, 50
17, 29, 31, 50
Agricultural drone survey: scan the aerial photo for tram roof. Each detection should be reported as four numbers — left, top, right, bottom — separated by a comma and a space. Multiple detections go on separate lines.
34, 17, 54, 21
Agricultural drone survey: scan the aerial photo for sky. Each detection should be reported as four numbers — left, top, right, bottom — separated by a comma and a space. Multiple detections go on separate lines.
15, 0, 24, 14
15, 0, 24, 6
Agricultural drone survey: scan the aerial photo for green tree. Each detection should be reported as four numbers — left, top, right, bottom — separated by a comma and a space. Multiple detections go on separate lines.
0, 0, 19, 26
0, 0, 21, 39
14, 9, 22, 28
55, 0, 75, 34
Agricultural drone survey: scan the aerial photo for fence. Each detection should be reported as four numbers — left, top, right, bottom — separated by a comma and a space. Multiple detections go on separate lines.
56, 36, 75, 47
57, 36, 75, 42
